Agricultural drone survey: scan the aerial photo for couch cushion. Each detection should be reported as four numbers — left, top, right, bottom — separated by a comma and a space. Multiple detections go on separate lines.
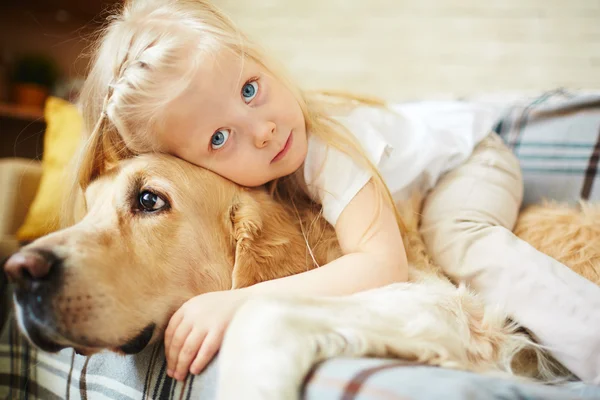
0, 158, 42, 238
16, 97, 82, 241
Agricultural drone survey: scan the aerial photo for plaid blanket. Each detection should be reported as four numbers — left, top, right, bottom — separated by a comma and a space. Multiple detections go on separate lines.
2, 309, 600, 400
3, 90, 600, 400
493, 89, 600, 205
0, 307, 219, 400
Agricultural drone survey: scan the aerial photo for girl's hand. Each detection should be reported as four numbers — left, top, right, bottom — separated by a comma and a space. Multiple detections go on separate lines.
164, 289, 249, 381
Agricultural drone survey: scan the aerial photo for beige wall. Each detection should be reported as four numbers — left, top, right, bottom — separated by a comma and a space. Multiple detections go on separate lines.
1, 1, 598, 103
215, 0, 600, 102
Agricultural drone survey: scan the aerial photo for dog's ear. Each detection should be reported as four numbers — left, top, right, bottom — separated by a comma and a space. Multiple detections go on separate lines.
227, 190, 307, 289
228, 191, 267, 289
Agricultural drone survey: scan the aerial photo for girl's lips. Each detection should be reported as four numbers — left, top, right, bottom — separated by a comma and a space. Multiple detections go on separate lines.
271, 132, 293, 163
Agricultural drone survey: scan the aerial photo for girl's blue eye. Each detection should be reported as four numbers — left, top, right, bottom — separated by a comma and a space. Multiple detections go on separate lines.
242, 80, 258, 103
211, 129, 230, 149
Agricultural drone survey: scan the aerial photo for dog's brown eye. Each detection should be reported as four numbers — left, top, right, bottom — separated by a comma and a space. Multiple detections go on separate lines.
138, 191, 166, 212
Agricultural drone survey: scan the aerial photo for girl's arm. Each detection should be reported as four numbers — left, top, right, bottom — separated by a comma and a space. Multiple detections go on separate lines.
245, 180, 409, 297
165, 180, 408, 380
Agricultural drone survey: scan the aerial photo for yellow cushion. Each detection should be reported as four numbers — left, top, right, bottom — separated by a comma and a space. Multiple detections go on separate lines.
16, 97, 82, 241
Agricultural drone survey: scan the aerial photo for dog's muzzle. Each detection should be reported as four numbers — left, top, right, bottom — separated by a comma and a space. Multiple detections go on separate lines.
3, 249, 67, 352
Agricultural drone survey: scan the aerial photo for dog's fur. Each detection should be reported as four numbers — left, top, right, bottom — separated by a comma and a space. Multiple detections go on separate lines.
5, 154, 599, 399
515, 202, 600, 285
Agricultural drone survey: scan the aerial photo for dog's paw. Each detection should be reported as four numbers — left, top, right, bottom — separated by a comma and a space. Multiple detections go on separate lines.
217, 297, 306, 400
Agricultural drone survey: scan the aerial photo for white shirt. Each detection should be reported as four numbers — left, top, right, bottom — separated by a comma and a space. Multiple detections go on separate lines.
303, 101, 503, 226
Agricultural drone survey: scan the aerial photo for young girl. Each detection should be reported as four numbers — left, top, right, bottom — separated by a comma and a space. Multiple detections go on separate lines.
73, 0, 600, 384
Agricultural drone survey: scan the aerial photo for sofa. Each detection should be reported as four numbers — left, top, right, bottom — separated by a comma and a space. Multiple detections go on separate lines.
3, 90, 600, 399
0, 158, 42, 261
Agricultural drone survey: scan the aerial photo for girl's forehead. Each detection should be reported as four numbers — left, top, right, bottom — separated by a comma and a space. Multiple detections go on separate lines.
188, 50, 257, 94
158, 51, 261, 148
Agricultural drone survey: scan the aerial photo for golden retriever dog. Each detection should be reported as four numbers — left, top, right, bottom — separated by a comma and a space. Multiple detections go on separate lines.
3, 153, 597, 399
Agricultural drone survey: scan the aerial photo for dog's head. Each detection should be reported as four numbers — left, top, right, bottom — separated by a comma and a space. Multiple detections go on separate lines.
3, 154, 337, 355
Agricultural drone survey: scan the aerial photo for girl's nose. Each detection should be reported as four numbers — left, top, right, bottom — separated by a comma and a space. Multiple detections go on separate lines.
253, 121, 276, 148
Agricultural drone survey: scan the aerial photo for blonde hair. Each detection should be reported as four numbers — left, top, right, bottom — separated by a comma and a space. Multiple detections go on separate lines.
69, 0, 405, 234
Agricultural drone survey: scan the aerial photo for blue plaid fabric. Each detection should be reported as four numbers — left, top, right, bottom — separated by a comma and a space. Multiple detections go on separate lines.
493, 89, 600, 205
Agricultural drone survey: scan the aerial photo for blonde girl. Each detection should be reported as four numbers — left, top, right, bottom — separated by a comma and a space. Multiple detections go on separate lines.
73, 0, 600, 384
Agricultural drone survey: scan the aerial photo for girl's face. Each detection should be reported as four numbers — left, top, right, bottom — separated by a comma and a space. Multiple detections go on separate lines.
158, 50, 308, 187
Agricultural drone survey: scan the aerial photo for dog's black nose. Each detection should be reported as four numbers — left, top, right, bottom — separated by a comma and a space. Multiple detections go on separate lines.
3, 250, 61, 290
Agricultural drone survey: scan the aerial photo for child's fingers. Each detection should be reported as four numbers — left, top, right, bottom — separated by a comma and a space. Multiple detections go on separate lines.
164, 310, 183, 360
173, 329, 206, 382
189, 328, 224, 375
166, 322, 193, 377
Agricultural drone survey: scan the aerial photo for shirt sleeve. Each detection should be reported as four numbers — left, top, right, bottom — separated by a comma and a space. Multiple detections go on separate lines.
303, 107, 394, 227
